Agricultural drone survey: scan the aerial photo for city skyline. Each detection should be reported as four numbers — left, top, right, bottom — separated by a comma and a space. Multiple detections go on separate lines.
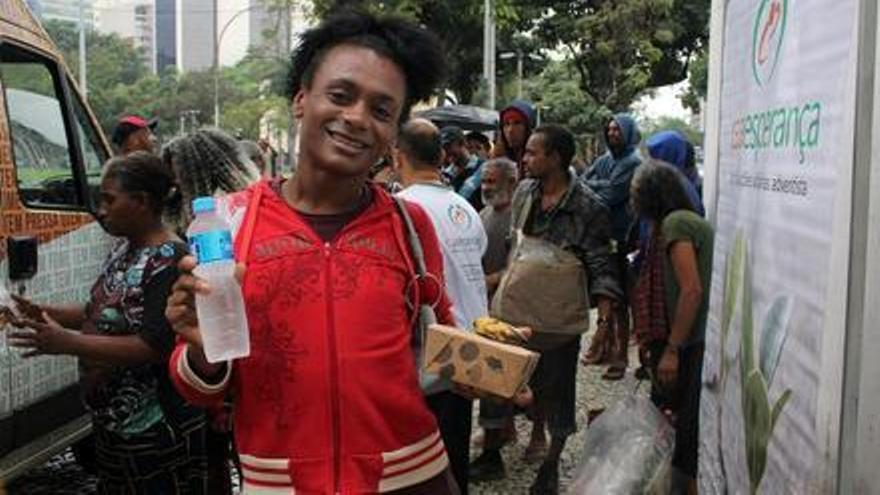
26, 0, 312, 74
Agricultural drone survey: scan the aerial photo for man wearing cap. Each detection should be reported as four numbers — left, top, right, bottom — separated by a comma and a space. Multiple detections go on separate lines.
112, 115, 159, 155
466, 131, 491, 161
441, 125, 484, 211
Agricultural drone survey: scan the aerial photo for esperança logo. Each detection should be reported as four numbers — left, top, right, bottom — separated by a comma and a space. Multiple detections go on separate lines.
752, 0, 788, 88
447, 203, 473, 229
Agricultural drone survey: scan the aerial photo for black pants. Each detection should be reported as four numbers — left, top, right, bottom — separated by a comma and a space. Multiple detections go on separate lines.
529, 337, 581, 439
426, 391, 473, 495
478, 397, 514, 430
644, 340, 704, 478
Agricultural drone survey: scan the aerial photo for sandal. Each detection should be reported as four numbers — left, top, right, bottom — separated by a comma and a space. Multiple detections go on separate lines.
601, 364, 626, 381
581, 328, 610, 365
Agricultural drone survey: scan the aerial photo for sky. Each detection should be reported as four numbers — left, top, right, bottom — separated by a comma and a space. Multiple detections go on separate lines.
634, 81, 692, 122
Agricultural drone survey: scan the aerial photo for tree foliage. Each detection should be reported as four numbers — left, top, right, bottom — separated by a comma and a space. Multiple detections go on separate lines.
680, 46, 708, 113
522, 60, 607, 136
311, 0, 531, 105
311, 0, 708, 115
520, 0, 709, 114
640, 115, 703, 145
43, 20, 290, 142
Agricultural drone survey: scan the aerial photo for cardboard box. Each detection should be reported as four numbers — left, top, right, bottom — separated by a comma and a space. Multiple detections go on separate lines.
423, 324, 540, 399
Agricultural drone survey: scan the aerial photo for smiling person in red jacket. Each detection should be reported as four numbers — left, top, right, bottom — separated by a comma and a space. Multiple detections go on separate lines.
164, 11, 459, 495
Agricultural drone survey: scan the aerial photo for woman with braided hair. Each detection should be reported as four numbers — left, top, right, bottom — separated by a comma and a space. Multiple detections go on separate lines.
161, 127, 259, 493
162, 127, 260, 233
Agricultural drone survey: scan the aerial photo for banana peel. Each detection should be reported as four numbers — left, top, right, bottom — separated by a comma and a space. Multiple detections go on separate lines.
473, 317, 528, 345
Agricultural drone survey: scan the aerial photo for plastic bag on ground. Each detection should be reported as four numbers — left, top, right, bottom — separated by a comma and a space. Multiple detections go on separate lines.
567, 395, 674, 495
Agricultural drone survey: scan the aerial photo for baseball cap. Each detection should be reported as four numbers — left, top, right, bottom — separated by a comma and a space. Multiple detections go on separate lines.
111, 115, 158, 146
440, 126, 465, 146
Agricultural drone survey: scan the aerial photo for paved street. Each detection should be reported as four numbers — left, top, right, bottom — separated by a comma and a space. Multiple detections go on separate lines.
6, 333, 646, 494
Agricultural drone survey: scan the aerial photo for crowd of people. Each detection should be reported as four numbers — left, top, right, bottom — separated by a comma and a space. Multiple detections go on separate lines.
7, 9, 715, 495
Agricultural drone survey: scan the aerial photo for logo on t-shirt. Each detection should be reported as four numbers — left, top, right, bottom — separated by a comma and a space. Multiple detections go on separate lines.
447, 203, 473, 229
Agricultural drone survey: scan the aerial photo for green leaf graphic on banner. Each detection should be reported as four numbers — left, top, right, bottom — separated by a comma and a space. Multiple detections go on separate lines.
732, 232, 794, 495
723, 235, 746, 336
744, 369, 771, 495
760, 295, 793, 385
721, 235, 746, 380
740, 243, 756, 381
771, 389, 793, 432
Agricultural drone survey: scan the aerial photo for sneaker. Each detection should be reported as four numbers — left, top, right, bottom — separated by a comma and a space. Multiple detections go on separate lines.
469, 450, 506, 482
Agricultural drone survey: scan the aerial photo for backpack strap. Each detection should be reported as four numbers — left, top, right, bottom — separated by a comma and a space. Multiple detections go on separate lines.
391, 196, 440, 338
392, 196, 428, 277
235, 184, 264, 264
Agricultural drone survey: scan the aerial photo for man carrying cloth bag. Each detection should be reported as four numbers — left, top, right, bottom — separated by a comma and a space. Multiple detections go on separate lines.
490, 124, 621, 495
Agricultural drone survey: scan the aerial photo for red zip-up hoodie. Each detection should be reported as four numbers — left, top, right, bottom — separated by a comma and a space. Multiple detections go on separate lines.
169, 181, 455, 494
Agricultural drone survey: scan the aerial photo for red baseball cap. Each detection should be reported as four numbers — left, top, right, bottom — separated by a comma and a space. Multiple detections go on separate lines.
112, 115, 158, 145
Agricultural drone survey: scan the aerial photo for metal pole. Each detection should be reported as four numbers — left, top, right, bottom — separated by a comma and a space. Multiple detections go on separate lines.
483, 0, 496, 110
517, 51, 523, 99
78, 0, 86, 96
483, 0, 490, 107
213, 0, 219, 126
214, 5, 259, 128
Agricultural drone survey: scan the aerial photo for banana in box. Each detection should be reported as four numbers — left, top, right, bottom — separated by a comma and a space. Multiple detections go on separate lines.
423, 321, 540, 399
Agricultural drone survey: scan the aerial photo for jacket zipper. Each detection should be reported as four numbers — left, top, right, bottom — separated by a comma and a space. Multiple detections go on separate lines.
324, 242, 342, 494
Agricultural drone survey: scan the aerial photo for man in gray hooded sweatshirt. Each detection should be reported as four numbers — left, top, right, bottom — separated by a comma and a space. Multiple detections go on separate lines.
581, 114, 642, 380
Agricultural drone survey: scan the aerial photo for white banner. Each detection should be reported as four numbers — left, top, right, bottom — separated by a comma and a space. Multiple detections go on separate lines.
700, 0, 857, 493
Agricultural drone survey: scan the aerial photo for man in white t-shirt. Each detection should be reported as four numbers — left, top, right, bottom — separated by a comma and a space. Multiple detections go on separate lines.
394, 118, 488, 495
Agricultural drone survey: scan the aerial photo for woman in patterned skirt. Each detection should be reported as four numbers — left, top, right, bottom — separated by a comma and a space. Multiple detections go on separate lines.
11, 151, 210, 494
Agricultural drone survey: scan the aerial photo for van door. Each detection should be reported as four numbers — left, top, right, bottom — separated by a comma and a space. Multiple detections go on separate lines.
0, 38, 113, 478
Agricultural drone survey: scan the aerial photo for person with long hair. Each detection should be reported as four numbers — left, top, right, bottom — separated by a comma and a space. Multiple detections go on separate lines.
630, 161, 714, 495
11, 152, 210, 494
161, 127, 260, 233
162, 126, 262, 493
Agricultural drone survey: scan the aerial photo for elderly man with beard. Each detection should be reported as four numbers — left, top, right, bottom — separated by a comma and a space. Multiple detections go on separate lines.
479, 158, 518, 298
469, 157, 519, 482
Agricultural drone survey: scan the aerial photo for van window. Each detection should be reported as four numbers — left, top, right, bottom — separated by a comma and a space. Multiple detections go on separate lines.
0, 44, 85, 209
69, 81, 108, 204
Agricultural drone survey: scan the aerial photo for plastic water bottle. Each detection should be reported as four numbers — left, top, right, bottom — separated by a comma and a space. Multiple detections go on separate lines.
187, 197, 250, 363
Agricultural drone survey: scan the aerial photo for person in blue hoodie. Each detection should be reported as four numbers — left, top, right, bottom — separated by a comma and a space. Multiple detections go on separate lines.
581, 114, 642, 380
644, 130, 704, 215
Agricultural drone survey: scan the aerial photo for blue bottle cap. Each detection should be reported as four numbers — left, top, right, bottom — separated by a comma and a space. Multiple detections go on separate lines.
192, 196, 216, 214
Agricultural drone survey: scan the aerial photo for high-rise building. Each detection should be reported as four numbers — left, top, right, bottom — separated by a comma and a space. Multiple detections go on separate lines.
218, 0, 312, 67
95, 0, 155, 73
176, 0, 214, 72
154, 0, 176, 73
37, 0, 96, 29
97, 0, 212, 74
91, 1, 312, 74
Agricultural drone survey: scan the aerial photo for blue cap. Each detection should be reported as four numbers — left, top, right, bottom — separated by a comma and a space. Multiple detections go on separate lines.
192, 196, 216, 214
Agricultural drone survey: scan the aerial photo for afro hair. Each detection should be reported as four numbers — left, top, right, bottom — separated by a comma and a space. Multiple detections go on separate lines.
286, 10, 447, 123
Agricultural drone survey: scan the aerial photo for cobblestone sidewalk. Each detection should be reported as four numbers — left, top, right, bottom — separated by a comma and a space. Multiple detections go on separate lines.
7, 333, 647, 494
471, 334, 648, 495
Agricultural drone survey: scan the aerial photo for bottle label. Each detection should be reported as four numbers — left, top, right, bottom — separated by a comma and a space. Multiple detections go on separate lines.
190, 229, 234, 264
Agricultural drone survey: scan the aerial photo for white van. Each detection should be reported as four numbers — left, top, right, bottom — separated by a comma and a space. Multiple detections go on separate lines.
0, 0, 113, 479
